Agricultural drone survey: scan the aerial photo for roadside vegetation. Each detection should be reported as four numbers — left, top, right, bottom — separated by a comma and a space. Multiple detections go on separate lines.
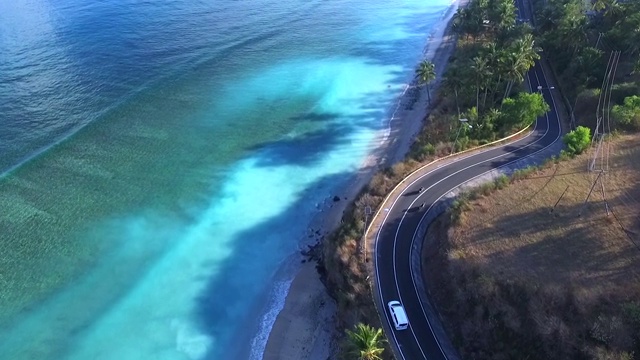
418, 1, 640, 358
322, 0, 551, 357
324, 0, 640, 357
345, 323, 386, 360
410, 0, 549, 159
531, 0, 640, 130
563, 125, 592, 155
424, 133, 640, 359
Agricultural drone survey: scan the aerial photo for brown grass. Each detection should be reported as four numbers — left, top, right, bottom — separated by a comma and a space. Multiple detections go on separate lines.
424, 134, 640, 360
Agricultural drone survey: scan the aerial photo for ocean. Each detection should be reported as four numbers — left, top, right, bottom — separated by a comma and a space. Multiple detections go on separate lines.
0, 0, 454, 358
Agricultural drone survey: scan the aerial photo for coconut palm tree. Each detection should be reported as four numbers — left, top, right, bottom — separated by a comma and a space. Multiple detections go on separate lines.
489, 0, 517, 33
513, 33, 540, 68
593, 0, 622, 18
483, 42, 502, 107
442, 66, 465, 118
500, 35, 538, 101
471, 56, 491, 113
632, 58, 640, 75
416, 60, 436, 104
346, 323, 386, 360
502, 52, 526, 102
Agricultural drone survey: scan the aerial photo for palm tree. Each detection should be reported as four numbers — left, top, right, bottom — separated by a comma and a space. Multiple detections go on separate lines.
593, 0, 622, 18
483, 42, 502, 107
501, 35, 539, 101
454, 2, 486, 41
489, 0, 517, 33
346, 323, 386, 360
501, 52, 526, 102
443, 66, 464, 118
632, 58, 640, 75
593, 0, 607, 11
513, 33, 540, 67
471, 56, 491, 113
416, 60, 436, 104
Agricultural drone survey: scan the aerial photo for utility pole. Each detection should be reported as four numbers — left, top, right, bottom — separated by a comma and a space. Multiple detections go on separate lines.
585, 50, 620, 216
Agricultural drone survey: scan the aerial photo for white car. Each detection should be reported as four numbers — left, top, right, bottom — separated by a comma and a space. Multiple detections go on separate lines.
387, 300, 409, 330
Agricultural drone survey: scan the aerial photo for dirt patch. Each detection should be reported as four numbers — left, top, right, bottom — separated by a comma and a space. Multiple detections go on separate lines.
424, 133, 640, 359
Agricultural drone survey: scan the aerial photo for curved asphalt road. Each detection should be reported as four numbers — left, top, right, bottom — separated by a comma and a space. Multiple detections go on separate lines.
374, 36, 563, 360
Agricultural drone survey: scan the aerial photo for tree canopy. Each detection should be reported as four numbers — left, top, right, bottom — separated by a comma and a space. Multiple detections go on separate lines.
562, 126, 591, 154
345, 323, 386, 360
416, 60, 436, 103
449, 0, 540, 114
612, 95, 640, 130
500, 92, 550, 132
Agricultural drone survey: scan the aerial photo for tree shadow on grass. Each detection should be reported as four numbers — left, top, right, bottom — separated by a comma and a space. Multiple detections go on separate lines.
458, 196, 640, 288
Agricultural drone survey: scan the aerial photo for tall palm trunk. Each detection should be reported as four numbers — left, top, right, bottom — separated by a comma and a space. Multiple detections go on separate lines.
476, 80, 480, 113
502, 80, 513, 102
454, 88, 460, 118
482, 86, 490, 108
493, 75, 502, 106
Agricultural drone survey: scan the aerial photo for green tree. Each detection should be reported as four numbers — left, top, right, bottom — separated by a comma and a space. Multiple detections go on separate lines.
488, 0, 517, 33
499, 92, 549, 133
501, 33, 539, 100
472, 56, 491, 112
593, 0, 620, 13
443, 65, 465, 117
632, 57, 640, 75
346, 323, 386, 360
595, 0, 623, 23
416, 60, 436, 104
608, 11, 640, 55
483, 42, 503, 107
563, 126, 591, 154
513, 33, 540, 67
477, 108, 500, 140
612, 95, 640, 130
501, 52, 526, 101
539, 0, 587, 72
454, 0, 489, 41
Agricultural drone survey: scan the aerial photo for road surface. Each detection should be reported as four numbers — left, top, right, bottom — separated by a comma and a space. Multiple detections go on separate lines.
373, 9, 563, 358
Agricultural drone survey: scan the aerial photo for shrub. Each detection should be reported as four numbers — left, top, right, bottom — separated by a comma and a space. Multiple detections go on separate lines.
511, 166, 539, 181
499, 92, 550, 133
368, 174, 392, 197
612, 95, 640, 131
422, 143, 436, 156
563, 126, 591, 155
390, 162, 409, 178
494, 174, 510, 189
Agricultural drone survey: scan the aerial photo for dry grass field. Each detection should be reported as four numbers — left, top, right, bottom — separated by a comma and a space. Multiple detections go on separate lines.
424, 133, 640, 360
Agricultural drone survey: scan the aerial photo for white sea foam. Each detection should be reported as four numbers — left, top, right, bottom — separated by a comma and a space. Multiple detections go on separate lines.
0, 1, 454, 359
376, 0, 460, 149
248, 280, 293, 360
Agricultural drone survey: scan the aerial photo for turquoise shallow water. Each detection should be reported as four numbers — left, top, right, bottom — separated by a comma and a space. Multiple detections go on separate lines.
0, 0, 453, 358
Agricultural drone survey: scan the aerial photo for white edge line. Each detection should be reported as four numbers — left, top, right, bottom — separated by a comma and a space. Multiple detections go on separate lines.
377, 60, 562, 359
406, 65, 562, 360
373, 128, 536, 360
373, 120, 536, 360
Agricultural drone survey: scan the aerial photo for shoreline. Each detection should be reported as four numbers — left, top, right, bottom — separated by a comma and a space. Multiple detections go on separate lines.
260, 2, 463, 359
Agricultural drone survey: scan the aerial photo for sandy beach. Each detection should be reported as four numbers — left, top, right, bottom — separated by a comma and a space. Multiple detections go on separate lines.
261, 4, 462, 359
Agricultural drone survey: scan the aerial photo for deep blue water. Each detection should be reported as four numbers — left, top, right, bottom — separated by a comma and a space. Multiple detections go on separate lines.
0, 0, 453, 358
